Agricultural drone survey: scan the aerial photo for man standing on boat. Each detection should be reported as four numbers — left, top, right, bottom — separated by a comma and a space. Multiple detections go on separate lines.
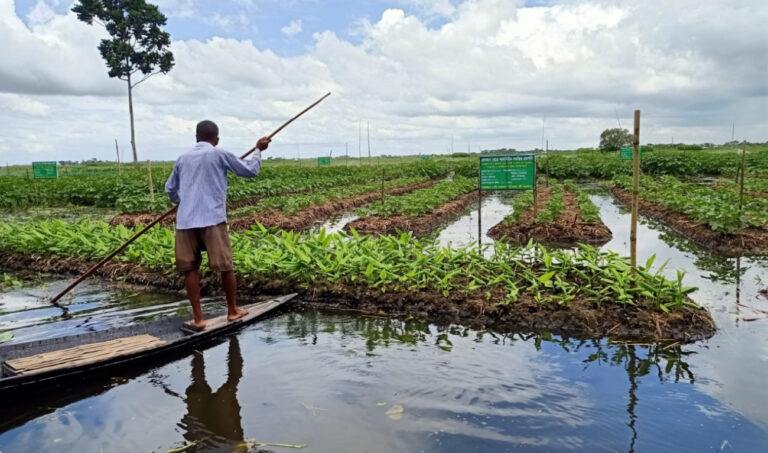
165, 120, 270, 329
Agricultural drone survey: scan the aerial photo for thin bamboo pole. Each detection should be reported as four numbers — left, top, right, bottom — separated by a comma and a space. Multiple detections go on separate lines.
47, 92, 331, 309
738, 142, 747, 216
630, 110, 641, 273
147, 160, 155, 202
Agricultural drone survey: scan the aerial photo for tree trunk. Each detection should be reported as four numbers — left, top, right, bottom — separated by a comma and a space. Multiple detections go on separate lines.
127, 75, 138, 163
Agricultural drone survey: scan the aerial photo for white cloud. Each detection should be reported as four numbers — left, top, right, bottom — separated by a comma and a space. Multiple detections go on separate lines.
281, 19, 303, 37
0, 0, 766, 164
0, 93, 51, 116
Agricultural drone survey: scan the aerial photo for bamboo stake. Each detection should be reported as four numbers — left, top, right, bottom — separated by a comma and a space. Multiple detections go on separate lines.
147, 160, 155, 202
47, 92, 331, 309
630, 110, 641, 273
738, 142, 747, 216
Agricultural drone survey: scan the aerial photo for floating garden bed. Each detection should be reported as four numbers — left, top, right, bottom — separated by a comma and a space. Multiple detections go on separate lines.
487, 181, 612, 247
612, 175, 768, 256
227, 178, 438, 231
344, 177, 479, 235
110, 176, 438, 231
0, 220, 715, 342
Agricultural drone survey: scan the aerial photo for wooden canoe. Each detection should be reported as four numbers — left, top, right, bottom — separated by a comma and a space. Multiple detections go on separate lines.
0, 294, 297, 394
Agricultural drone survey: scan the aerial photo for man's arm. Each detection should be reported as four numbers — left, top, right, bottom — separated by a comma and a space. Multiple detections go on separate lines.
164, 161, 181, 203
220, 137, 270, 178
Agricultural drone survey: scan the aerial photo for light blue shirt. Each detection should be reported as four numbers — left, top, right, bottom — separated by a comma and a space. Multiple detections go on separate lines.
165, 141, 262, 230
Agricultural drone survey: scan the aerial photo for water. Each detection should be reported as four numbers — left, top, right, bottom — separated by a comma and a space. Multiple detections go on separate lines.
436, 193, 516, 251
1, 189, 767, 452
0, 280, 228, 345
1, 309, 765, 452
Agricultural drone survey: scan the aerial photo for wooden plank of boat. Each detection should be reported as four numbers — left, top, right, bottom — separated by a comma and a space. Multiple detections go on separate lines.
3, 335, 166, 377
0, 293, 297, 382
181, 295, 294, 334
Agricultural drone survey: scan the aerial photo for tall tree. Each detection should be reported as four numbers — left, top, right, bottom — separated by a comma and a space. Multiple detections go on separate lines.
72, 0, 174, 163
599, 128, 633, 152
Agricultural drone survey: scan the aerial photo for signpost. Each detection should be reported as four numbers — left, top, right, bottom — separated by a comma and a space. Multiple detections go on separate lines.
317, 157, 331, 166
620, 146, 642, 160
480, 155, 535, 190
32, 161, 58, 179
478, 154, 536, 247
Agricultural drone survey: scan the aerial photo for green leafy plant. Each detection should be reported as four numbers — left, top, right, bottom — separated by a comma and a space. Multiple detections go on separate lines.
0, 219, 701, 313
614, 175, 768, 232
356, 176, 476, 217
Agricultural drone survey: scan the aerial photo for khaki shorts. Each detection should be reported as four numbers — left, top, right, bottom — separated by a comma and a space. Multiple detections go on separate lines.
175, 223, 234, 272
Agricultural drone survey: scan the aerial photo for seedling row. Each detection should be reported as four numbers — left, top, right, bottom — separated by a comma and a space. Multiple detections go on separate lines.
487, 181, 612, 247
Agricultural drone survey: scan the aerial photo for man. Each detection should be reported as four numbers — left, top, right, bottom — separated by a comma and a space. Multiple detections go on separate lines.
165, 120, 270, 329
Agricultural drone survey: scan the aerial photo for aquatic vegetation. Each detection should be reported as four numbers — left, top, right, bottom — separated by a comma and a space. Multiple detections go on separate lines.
0, 274, 22, 290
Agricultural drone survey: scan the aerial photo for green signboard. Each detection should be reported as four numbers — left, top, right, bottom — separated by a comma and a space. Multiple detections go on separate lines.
32, 161, 58, 179
480, 155, 535, 190
317, 157, 331, 166
420, 154, 430, 161
620, 146, 642, 160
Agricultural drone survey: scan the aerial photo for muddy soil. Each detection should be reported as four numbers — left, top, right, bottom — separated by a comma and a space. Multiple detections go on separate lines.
611, 186, 768, 256
487, 186, 613, 247
109, 180, 438, 231
0, 251, 715, 343
343, 191, 480, 236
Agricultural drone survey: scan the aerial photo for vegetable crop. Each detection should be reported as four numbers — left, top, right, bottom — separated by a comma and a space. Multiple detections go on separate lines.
230, 175, 431, 218
614, 175, 768, 232
356, 176, 477, 217
563, 180, 601, 222
0, 219, 700, 312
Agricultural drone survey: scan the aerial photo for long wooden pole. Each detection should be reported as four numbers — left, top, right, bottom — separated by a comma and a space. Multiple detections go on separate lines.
48, 92, 331, 309
630, 110, 640, 273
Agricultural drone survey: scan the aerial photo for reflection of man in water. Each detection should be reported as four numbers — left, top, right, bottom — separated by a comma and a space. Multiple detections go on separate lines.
181, 337, 244, 447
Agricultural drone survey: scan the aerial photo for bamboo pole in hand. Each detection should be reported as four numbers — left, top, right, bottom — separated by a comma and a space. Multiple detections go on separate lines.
47, 92, 331, 310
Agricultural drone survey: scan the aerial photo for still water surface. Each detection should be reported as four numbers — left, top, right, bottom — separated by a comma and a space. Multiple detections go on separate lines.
0, 189, 766, 452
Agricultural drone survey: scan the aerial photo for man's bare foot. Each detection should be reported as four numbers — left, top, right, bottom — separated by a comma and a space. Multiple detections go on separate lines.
186, 319, 207, 330
227, 307, 249, 321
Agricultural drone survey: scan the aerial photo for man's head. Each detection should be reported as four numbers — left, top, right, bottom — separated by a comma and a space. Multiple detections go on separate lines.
196, 120, 219, 146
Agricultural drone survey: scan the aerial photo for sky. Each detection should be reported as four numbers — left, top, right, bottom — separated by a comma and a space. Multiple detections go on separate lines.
0, 0, 766, 163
